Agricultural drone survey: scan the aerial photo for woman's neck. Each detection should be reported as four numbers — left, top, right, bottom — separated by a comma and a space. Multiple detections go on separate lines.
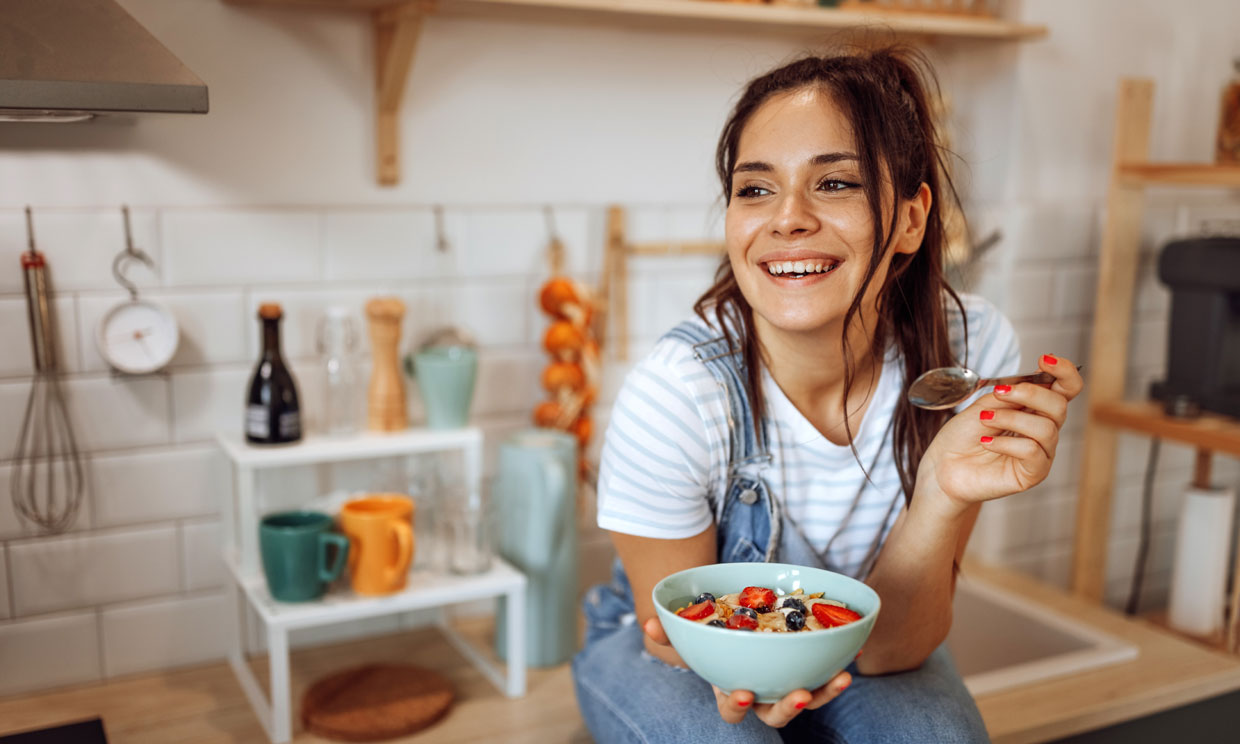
754, 312, 883, 446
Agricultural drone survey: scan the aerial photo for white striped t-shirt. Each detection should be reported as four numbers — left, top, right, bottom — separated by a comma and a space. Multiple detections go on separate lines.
596, 293, 1021, 578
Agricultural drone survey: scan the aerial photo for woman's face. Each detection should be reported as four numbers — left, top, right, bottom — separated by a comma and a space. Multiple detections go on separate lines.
724, 87, 923, 339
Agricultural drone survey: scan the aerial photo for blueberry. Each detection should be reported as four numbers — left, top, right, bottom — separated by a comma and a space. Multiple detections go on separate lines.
734, 606, 758, 619
785, 609, 806, 631
694, 592, 716, 605
707, 619, 726, 628
779, 597, 807, 613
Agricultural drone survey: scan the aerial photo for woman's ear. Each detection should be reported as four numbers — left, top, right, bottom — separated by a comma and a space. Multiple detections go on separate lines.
893, 183, 932, 255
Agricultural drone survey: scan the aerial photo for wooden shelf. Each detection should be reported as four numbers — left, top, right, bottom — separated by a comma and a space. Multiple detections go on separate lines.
1119, 162, 1240, 187
224, 0, 1046, 185
1091, 401, 1240, 459
229, 0, 1048, 39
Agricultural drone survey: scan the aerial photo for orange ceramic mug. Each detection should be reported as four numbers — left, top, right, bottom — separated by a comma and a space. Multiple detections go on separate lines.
340, 494, 414, 595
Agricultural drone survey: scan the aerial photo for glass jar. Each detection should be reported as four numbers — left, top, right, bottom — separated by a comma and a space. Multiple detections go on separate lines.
316, 307, 359, 436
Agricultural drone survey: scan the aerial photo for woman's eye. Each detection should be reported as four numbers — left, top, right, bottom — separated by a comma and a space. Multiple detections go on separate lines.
734, 185, 771, 199
818, 179, 858, 192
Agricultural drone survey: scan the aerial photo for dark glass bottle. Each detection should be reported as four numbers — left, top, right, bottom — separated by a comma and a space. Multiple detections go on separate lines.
245, 303, 302, 444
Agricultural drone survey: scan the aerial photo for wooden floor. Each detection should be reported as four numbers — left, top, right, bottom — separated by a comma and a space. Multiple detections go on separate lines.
5, 563, 1240, 743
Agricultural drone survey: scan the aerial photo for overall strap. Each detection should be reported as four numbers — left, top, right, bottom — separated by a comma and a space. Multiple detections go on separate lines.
660, 320, 781, 561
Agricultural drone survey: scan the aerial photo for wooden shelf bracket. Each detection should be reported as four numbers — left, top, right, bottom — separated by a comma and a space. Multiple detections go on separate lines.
374, 2, 426, 186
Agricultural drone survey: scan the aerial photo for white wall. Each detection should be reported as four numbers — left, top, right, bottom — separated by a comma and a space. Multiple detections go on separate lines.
0, 0, 1238, 696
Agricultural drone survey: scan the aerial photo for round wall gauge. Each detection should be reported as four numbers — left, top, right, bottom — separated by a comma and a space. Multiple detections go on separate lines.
95, 299, 180, 374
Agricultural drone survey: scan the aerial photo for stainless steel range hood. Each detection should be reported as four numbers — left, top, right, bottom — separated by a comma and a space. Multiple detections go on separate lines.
0, 0, 209, 121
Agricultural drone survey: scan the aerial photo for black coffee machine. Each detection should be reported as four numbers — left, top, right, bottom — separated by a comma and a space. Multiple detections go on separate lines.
1150, 236, 1240, 418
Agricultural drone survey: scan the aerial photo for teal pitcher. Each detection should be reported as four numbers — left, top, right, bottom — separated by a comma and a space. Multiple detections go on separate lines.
494, 428, 578, 667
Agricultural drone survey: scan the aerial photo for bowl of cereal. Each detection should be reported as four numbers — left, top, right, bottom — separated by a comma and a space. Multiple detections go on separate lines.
652, 562, 880, 702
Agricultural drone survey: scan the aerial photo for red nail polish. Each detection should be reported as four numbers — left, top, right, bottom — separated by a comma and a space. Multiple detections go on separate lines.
737, 699, 751, 707
1042, 354, 1058, 365
980, 410, 995, 421
794, 701, 807, 709
981, 436, 994, 444
994, 385, 1012, 395
855, 649, 863, 658
838, 678, 851, 692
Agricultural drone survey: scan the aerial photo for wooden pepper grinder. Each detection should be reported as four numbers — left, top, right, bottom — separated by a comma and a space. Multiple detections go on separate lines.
364, 297, 407, 431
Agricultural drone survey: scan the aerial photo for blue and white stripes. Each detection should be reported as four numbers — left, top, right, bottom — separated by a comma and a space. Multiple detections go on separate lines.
596, 293, 1020, 575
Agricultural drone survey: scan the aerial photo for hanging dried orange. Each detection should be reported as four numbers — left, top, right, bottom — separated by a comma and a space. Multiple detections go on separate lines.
571, 415, 592, 446
533, 400, 563, 428
542, 361, 585, 392
539, 277, 579, 318
543, 321, 585, 357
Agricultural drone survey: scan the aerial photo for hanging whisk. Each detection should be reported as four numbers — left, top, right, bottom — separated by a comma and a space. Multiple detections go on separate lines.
11, 206, 84, 533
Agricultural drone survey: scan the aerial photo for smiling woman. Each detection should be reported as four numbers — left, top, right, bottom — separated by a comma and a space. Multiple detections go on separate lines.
572, 45, 1085, 744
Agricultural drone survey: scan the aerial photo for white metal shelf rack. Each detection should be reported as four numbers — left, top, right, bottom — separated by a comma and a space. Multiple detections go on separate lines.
216, 428, 527, 744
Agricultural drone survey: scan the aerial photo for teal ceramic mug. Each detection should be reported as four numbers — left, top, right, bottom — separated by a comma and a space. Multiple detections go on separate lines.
259, 511, 349, 602
405, 346, 477, 429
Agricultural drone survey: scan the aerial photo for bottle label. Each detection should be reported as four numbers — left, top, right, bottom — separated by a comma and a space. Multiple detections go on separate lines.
246, 406, 270, 439
279, 411, 302, 440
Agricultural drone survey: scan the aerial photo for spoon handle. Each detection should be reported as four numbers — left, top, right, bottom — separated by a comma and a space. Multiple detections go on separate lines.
978, 364, 1084, 389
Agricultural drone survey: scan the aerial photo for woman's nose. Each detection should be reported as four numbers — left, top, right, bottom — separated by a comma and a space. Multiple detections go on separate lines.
770, 191, 819, 237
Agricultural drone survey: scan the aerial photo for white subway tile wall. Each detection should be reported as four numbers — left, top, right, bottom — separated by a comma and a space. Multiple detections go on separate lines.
0, 198, 1236, 699
0, 548, 9, 619
8, 526, 180, 616
100, 593, 229, 678
180, 520, 226, 592
90, 447, 221, 528
0, 612, 102, 696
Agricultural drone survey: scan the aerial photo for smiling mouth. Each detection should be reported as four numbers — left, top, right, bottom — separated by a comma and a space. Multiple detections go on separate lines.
764, 259, 841, 278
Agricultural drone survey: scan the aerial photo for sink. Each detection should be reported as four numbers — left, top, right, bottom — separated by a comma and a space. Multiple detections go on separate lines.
947, 574, 1138, 696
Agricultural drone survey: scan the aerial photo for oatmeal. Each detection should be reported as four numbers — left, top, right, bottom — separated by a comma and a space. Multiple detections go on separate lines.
673, 585, 861, 632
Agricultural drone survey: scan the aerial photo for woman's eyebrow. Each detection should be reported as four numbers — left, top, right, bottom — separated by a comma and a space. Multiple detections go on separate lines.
733, 152, 859, 174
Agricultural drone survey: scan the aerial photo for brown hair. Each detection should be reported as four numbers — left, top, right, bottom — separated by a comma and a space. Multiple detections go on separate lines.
694, 46, 967, 506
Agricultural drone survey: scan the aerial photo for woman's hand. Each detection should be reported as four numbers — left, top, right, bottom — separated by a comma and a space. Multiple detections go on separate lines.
921, 354, 1084, 511
642, 617, 853, 727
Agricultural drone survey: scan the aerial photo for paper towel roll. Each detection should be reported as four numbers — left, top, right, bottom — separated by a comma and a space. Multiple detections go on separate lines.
1167, 485, 1236, 637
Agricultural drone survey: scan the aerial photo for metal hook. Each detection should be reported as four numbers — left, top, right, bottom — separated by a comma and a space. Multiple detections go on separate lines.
432, 205, 450, 253
112, 205, 154, 300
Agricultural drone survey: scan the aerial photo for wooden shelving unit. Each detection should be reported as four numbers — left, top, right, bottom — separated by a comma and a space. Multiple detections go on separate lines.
223, 0, 1046, 185
1071, 77, 1240, 652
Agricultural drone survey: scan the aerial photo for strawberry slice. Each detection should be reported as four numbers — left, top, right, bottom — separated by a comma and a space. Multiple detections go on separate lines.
811, 602, 862, 628
677, 600, 715, 621
726, 612, 758, 631
738, 586, 777, 612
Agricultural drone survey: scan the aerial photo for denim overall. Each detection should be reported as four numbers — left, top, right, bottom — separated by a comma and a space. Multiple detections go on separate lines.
571, 321, 990, 743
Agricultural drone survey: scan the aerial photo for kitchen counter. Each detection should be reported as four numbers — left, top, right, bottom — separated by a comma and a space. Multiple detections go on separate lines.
2, 562, 1239, 743
964, 559, 1240, 743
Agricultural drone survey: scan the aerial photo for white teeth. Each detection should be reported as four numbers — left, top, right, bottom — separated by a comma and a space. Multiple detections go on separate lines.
766, 260, 838, 276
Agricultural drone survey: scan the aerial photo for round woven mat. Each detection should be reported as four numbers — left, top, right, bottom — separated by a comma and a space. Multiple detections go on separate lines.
301, 664, 454, 742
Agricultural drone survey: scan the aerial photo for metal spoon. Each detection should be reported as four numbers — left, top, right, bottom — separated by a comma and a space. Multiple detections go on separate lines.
907, 364, 1083, 410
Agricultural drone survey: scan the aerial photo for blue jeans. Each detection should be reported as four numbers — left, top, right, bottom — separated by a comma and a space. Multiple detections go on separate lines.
572, 623, 990, 743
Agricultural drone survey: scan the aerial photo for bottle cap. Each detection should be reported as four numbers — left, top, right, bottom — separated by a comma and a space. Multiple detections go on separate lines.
258, 303, 283, 319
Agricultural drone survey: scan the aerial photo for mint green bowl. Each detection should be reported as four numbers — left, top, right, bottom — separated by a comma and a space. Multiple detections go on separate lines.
652, 562, 880, 702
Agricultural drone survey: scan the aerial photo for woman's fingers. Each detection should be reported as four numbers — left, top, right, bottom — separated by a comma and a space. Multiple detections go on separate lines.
753, 688, 814, 728
978, 407, 1059, 459
712, 686, 755, 725
642, 617, 670, 646
712, 671, 853, 728
1038, 353, 1085, 401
